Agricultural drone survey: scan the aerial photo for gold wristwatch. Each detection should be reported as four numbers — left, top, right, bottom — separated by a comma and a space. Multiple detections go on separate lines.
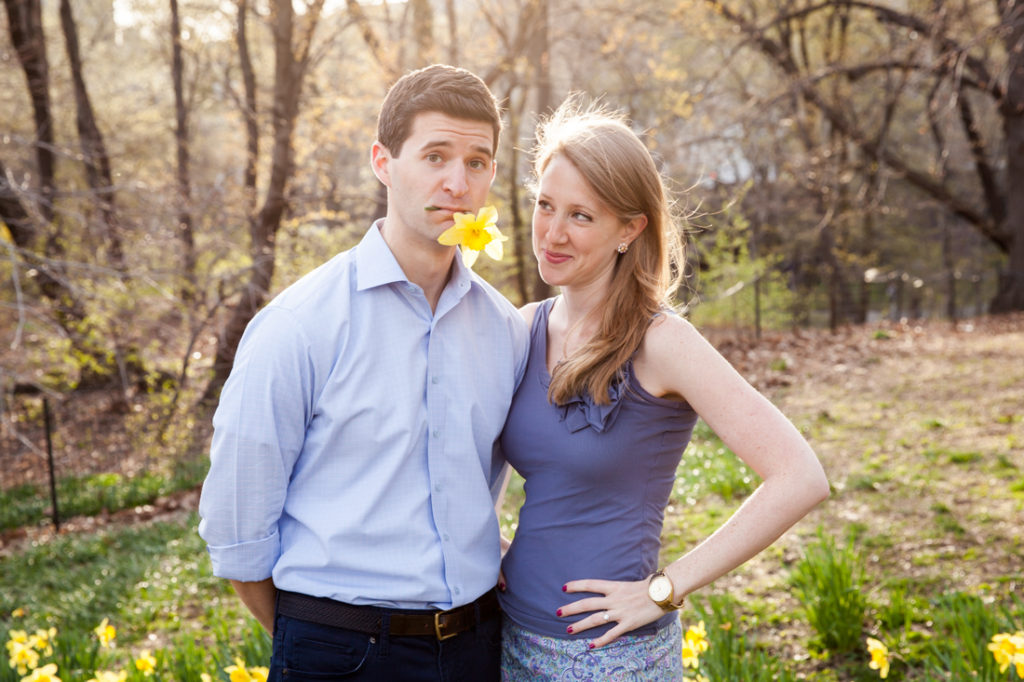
647, 570, 681, 611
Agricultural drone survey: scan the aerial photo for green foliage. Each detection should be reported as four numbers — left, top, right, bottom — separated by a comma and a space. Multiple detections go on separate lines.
690, 184, 797, 331
789, 528, 870, 655
687, 594, 797, 681
0, 461, 207, 532
0, 514, 263, 681
922, 592, 1023, 681
674, 419, 758, 503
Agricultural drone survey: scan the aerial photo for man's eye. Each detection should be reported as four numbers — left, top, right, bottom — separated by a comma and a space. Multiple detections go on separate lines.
426, 153, 442, 163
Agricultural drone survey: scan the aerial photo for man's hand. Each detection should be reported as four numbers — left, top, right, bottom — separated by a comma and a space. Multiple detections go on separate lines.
230, 578, 277, 634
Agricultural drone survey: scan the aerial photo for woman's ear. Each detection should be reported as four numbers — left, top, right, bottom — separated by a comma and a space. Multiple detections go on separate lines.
622, 214, 648, 245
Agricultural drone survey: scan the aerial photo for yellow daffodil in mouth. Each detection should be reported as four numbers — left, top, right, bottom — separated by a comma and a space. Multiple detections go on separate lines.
437, 205, 508, 267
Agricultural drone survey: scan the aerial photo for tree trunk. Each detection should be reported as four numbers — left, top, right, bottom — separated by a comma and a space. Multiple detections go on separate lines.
526, 0, 552, 302
170, 0, 196, 301
59, 0, 124, 270
991, 0, 1024, 312
0, 160, 34, 247
411, 0, 434, 67
502, 83, 529, 306
3, 0, 55, 227
237, 0, 258, 215
444, 0, 458, 64
203, 0, 324, 404
2, 0, 84, 325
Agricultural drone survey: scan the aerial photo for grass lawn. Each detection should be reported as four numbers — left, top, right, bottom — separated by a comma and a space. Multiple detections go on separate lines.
2, 315, 1022, 680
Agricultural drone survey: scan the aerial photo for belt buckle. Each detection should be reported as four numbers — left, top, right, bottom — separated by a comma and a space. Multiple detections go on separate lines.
434, 610, 457, 641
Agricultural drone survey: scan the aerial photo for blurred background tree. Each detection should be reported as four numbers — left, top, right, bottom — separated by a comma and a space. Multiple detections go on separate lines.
1, 0, 1021, 466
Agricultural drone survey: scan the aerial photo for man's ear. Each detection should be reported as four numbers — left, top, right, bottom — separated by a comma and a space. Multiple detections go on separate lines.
370, 141, 391, 187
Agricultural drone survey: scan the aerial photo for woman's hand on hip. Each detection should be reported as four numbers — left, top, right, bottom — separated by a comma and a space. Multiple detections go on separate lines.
556, 578, 666, 649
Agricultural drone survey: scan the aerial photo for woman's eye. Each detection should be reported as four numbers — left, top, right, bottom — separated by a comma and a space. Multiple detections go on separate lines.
426, 153, 442, 163
572, 212, 592, 222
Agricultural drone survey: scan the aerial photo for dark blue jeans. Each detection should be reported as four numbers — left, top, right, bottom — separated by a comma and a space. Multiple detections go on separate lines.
267, 608, 501, 681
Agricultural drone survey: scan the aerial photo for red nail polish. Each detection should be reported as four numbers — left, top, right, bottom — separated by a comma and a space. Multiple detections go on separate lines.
499, 582, 506, 591
556, 609, 562, 616
562, 585, 567, 592
589, 642, 596, 649
567, 626, 573, 634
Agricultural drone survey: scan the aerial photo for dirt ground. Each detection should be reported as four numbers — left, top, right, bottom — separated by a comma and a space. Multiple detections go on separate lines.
683, 314, 1024, 667
4, 314, 1023, 594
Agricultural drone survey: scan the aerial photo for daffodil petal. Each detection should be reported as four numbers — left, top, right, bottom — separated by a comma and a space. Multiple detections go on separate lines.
484, 239, 504, 261
437, 226, 464, 246
478, 205, 498, 226
462, 248, 480, 268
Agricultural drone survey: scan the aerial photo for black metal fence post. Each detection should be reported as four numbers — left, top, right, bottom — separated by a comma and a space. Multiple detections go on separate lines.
43, 397, 60, 532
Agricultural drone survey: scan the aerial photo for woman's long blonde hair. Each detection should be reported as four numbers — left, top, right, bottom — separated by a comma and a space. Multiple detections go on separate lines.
534, 97, 685, 406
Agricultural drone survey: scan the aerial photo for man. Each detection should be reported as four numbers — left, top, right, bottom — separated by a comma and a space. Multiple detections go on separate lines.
198, 64, 528, 681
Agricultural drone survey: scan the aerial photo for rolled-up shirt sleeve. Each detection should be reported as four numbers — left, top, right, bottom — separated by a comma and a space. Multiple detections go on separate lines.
198, 306, 313, 582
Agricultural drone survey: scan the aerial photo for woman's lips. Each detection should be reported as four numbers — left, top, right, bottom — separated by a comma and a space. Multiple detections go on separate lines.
544, 250, 571, 264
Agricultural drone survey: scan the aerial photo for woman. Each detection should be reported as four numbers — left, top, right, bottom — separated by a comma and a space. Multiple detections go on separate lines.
497, 98, 830, 680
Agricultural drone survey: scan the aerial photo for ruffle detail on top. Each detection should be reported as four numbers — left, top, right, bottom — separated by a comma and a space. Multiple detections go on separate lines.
558, 371, 627, 434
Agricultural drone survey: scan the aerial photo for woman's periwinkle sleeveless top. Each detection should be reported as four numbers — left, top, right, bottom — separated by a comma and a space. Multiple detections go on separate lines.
498, 298, 699, 639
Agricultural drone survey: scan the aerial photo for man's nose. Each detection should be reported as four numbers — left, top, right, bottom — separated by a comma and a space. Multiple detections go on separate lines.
443, 163, 469, 197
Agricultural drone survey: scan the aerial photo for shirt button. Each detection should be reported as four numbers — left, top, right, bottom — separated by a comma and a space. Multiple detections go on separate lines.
434, 483, 442, 493
443, 533, 451, 542
432, 429, 440, 438
453, 587, 461, 595
431, 376, 440, 384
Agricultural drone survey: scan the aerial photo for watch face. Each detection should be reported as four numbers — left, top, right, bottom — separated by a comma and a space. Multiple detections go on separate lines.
649, 575, 673, 602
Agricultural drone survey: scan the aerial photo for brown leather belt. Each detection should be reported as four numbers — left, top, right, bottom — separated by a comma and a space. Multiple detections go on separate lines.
276, 589, 500, 641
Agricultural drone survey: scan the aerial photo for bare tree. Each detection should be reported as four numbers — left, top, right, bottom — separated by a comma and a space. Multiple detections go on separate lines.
203, 0, 326, 403
705, 0, 1024, 312
2, 0, 54, 232
59, 0, 124, 271
169, 0, 196, 300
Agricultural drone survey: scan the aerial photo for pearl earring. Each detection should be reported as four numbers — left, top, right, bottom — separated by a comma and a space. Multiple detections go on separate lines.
617, 242, 629, 254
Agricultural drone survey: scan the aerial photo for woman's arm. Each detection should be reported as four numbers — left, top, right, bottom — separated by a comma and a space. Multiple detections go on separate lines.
643, 315, 829, 597
559, 315, 829, 647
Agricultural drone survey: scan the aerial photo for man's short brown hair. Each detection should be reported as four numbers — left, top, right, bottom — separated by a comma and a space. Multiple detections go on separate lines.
376, 64, 502, 157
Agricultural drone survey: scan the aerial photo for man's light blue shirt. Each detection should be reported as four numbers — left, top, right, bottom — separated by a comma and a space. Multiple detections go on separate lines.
198, 222, 528, 609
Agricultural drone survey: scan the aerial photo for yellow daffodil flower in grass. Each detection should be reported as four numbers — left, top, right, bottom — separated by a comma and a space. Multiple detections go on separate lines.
437, 206, 508, 268
21, 662, 61, 682
685, 620, 709, 654
93, 618, 116, 649
29, 628, 56, 657
8, 640, 39, 675
866, 637, 890, 679
681, 638, 701, 669
85, 671, 127, 682
6, 629, 29, 648
225, 658, 269, 682
201, 674, 213, 682
134, 650, 157, 677
11, 608, 25, 618
988, 631, 1024, 676
682, 676, 709, 682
